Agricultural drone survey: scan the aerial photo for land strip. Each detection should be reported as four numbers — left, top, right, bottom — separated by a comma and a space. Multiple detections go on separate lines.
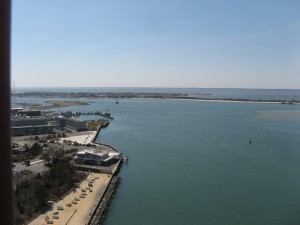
18, 100, 90, 110
15, 92, 300, 104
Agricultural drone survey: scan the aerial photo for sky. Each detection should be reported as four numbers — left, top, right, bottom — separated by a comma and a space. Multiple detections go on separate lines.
11, 0, 300, 89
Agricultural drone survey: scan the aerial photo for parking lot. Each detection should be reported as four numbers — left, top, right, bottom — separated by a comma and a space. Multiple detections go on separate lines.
12, 159, 49, 188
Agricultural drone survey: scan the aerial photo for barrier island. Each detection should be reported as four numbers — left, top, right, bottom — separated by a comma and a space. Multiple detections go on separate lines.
15, 91, 300, 104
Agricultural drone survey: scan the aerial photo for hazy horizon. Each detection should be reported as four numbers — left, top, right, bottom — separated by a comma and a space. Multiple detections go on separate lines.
12, 86, 300, 91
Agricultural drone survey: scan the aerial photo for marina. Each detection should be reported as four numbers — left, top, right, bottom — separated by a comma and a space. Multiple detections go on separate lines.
74, 111, 114, 120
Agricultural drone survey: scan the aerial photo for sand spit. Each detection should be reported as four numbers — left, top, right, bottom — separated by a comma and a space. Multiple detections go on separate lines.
172, 98, 300, 104
18, 100, 90, 110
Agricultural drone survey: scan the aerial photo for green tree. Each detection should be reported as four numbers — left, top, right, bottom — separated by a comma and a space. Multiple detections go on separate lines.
30, 142, 42, 157
34, 136, 39, 142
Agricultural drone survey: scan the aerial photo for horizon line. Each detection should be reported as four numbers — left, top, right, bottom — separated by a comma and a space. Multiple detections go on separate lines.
11, 86, 300, 91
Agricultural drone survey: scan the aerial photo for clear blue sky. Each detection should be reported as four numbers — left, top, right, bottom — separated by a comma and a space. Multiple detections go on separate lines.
11, 0, 300, 88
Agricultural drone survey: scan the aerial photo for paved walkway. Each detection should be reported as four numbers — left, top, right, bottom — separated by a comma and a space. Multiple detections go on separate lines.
60, 131, 96, 144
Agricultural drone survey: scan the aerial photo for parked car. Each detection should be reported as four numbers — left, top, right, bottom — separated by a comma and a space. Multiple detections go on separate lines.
24, 160, 30, 166
22, 169, 32, 175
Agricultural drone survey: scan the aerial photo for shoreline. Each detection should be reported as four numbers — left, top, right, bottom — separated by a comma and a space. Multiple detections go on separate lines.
27, 122, 122, 225
15, 97, 300, 113
17, 100, 91, 110
170, 98, 300, 104
14, 92, 300, 106
91, 121, 110, 143
27, 173, 113, 225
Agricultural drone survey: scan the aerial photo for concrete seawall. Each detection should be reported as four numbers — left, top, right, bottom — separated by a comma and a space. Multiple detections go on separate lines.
91, 121, 109, 143
88, 120, 123, 225
88, 160, 123, 225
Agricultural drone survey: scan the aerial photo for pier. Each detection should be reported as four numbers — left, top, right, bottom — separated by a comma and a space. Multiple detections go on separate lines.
75, 111, 114, 119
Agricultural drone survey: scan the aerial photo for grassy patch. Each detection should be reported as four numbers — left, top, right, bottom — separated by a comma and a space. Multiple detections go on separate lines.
87, 119, 109, 131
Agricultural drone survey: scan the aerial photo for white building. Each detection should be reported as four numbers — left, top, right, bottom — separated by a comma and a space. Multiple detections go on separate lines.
74, 149, 121, 166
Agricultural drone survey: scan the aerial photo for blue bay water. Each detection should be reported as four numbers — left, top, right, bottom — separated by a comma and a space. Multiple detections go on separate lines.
94, 99, 300, 225
15, 88, 300, 225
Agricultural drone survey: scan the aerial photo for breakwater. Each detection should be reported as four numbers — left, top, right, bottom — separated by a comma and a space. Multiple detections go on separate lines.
76, 111, 114, 119
87, 158, 123, 224
89, 176, 121, 225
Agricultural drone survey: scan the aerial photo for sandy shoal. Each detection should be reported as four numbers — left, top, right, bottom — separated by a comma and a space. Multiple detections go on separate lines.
20, 100, 90, 110
28, 173, 111, 225
171, 98, 300, 104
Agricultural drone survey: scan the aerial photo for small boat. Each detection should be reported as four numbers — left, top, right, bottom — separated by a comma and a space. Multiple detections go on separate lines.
116, 101, 119, 104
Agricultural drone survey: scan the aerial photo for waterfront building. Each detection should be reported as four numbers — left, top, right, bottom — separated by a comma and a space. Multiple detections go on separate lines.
11, 107, 23, 114
11, 114, 54, 136
62, 111, 73, 117
12, 110, 42, 117
12, 125, 55, 136
11, 115, 48, 127
55, 116, 87, 131
74, 149, 121, 166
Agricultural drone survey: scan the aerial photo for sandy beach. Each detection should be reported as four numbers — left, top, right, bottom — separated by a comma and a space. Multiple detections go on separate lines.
28, 173, 111, 225
172, 98, 300, 104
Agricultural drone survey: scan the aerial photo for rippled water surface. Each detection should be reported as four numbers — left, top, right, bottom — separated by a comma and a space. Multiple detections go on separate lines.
15, 88, 300, 225
95, 99, 300, 225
